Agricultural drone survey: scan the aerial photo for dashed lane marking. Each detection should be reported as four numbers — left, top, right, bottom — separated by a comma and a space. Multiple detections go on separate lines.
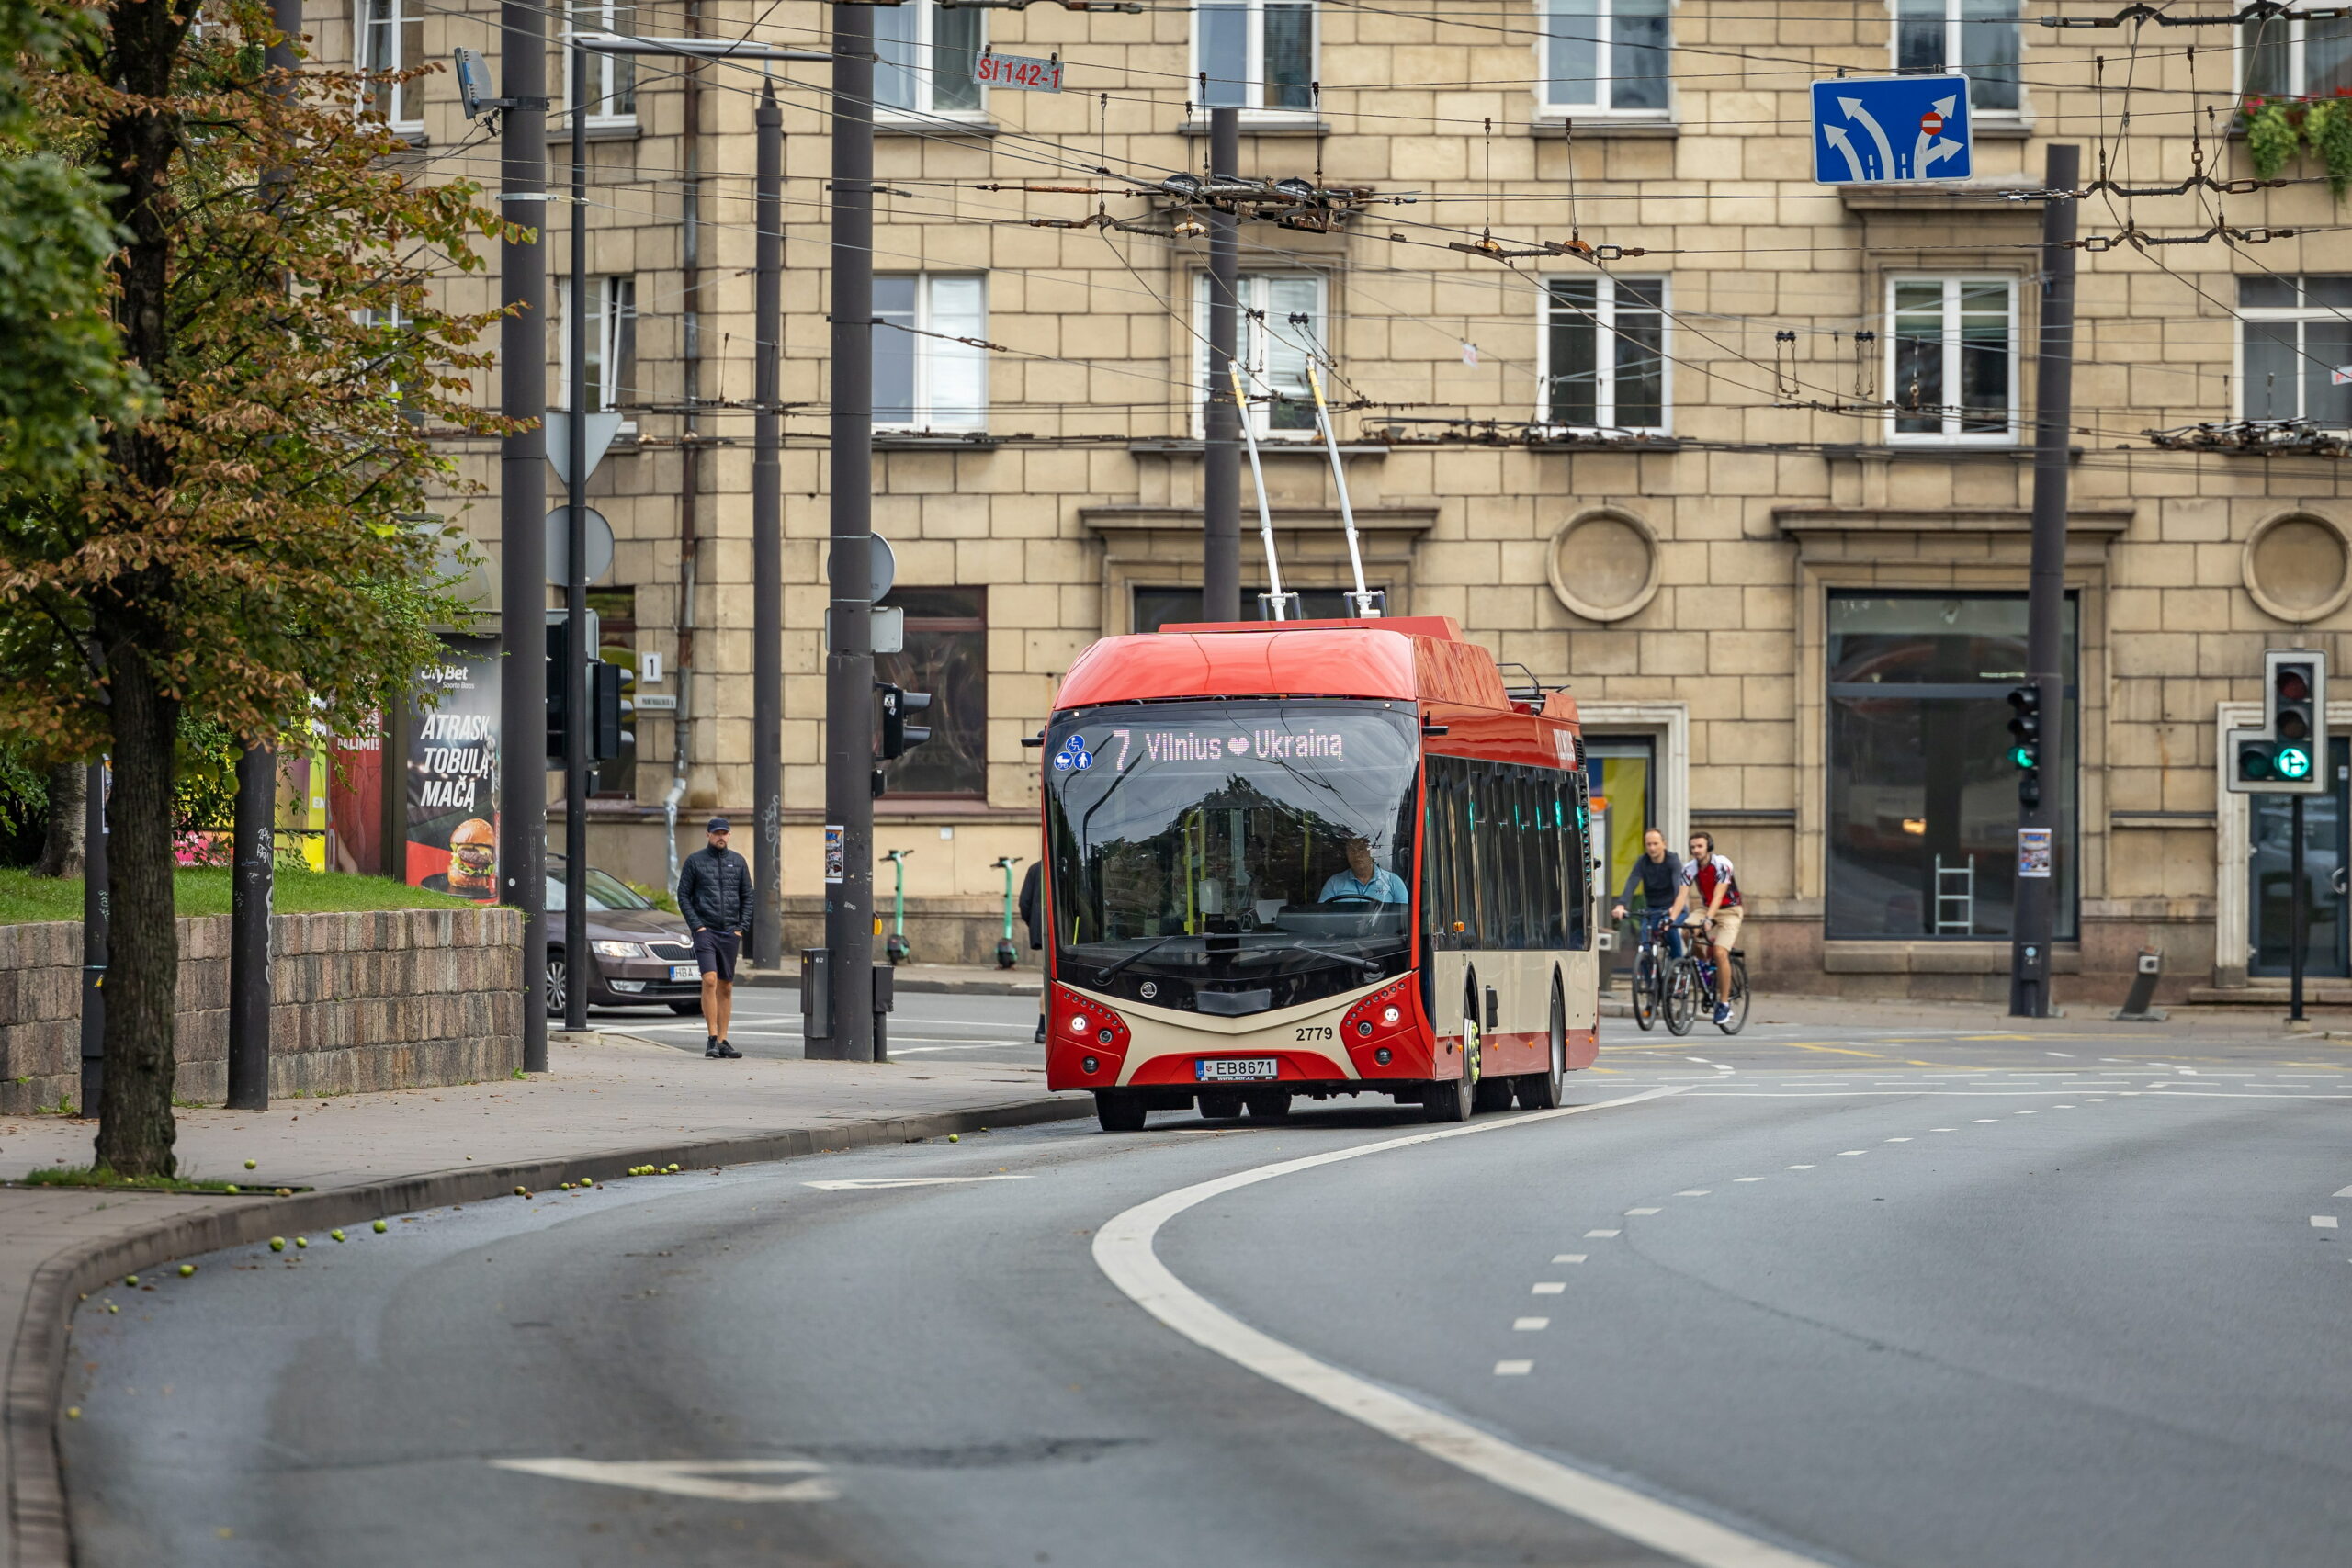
1785, 1164, 1815, 1170
1735, 1177, 1767, 1182
1675, 1190, 1712, 1197
1625, 1207, 1662, 1215
2313, 1216, 2340, 1229
2335, 1187, 2352, 1199
1495, 1360, 1534, 1376
1838, 1150, 1867, 1156
1514, 1318, 1551, 1332
1586, 1229, 1622, 1238
1532, 1282, 1567, 1294
1551, 1254, 1588, 1264
1094, 1083, 1839, 1568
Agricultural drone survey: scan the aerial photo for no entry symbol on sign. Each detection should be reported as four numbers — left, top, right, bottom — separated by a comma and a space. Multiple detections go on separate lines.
1920, 109, 1945, 135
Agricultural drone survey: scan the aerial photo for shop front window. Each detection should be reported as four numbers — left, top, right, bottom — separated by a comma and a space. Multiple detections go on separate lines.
1826, 592, 2076, 940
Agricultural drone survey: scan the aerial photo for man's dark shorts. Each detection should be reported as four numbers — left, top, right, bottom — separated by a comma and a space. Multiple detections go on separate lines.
694, 929, 741, 983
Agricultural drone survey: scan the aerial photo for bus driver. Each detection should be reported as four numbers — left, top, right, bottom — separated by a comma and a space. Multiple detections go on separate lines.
1320, 835, 1409, 904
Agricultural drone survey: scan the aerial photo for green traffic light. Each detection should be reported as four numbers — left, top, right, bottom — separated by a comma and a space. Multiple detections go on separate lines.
2009, 745, 2036, 770
2277, 745, 2313, 781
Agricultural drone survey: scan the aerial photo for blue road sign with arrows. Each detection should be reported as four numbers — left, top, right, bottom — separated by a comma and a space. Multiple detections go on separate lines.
1811, 74, 1973, 185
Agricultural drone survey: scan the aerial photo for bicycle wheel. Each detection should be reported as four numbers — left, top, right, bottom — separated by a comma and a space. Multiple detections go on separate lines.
1718, 953, 1750, 1035
1632, 952, 1658, 1032
1663, 958, 1699, 1035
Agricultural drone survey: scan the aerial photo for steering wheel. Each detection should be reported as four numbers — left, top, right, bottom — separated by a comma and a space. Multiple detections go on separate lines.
1320, 895, 1380, 908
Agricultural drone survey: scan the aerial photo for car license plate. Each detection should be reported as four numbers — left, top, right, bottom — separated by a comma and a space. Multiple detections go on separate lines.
1195, 1057, 1278, 1082
670, 964, 698, 982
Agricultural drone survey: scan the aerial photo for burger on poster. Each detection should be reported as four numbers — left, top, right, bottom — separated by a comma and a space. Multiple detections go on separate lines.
421, 818, 497, 897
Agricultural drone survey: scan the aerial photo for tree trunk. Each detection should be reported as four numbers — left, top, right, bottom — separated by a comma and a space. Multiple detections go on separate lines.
36, 761, 85, 879
93, 648, 178, 1175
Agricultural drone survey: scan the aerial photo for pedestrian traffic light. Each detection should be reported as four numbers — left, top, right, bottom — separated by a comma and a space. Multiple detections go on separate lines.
878, 682, 933, 761
2006, 683, 2042, 808
2227, 648, 2329, 795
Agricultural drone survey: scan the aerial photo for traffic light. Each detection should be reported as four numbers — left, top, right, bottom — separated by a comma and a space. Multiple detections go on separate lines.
878, 682, 933, 761
589, 660, 627, 763
2006, 683, 2042, 808
2227, 648, 2329, 795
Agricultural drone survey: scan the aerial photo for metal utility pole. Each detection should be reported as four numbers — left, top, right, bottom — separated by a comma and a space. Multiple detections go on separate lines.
752, 81, 784, 970
499, 0, 550, 1072
80, 761, 106, 1111
228, 0, 301, 1112
562, 38, 591, 1034
1202, 106, 1242, 622
821, 0, 877, 1061
2008, 142, 2078, 1020
227, 747, 273, 1109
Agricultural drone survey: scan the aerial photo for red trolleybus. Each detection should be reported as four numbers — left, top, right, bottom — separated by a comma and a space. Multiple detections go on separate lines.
1038, 615, 1600, 1132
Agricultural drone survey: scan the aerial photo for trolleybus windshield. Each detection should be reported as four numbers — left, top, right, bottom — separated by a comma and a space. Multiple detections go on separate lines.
1045, 699, 1419, 1015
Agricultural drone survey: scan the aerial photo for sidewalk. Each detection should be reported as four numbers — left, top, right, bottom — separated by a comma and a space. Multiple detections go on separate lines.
0, 1031, 1084, 1568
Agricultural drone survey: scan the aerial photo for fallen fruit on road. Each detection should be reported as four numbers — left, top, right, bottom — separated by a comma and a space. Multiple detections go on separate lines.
372, 1220, 388, 1233
269, 1238, 285, 1253
178, 1264, 195, 1277
64, 1407, 79, 1420
294, 1236, 308, 1249
107, 1304, 118, 1314
243, 1159, 256, 1169
330, 1230, 345, 1243
948, 1134, 960, 1143
123, 1275, 138, 1286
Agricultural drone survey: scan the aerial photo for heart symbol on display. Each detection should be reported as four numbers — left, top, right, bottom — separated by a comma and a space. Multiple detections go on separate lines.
1229, 737, 1250, 755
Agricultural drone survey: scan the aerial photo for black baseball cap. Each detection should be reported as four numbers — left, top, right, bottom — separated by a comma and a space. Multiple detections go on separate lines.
707, 817, 731, 834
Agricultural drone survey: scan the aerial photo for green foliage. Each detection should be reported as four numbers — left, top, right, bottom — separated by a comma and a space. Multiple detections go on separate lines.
19, 1165, 246, 1192
2247, 100, 2301, 180
0, 863, 477, 924
627, 878, 681, 915
2240, 94, 2352, 197
2309, 98, 2352, 199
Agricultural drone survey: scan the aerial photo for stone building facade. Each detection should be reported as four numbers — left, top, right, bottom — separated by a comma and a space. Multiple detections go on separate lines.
333, 0, 2352, 999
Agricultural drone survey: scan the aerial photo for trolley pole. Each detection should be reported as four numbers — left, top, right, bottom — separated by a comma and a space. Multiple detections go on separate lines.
2007, 142, 2078, 1020
752, 82, 784, 969
1202, 105, 1242, 623
562, 38, 591, 1035
499, 0, 550, 1072
820, 0, 877, 1061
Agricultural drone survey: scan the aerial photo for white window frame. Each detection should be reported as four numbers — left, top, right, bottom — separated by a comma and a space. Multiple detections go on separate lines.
1193, 273, 1330, 440
1884, 275, 2018, 446
874, 274, 989, 433
875, 0, 988, 121
356, 0, 424, 132
2239, 2, 2352, 98
1535, 274, 1672, 435
1192, 0, 1318, 121
2236, 276, 2352, 427
1536, 0, 1673, 120
557, 275, 639, 426
567, 0, 638, 129
1888, 0, 2025, 118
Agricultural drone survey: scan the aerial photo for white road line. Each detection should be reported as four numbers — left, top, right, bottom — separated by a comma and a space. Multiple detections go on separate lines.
1551, 1254, 1588, 1264
1883, 1138, 1910, 1144
1625, 1207, 1662, 1215
1586, 1228, 1622, 1238
1928, 1128, 1954, 1133
1092, 1084, 1838, 1568
1514, 1317, 1551, 1331
1838, 1150, 1866, 1156
1734, 1177, 1767, 1182
802, 1175, 1031, 1190
2313, 1216, 2340, 1229
1785, 1164, 1815, 1170
1532, 1281, 1567, 1294
1675, 1190, 1712, 1197
2335, 1186, 2352, 1199
1973, 1119, 1998, 1123
1495, 1360, 1534, 1376
490, 1457, 838, 1503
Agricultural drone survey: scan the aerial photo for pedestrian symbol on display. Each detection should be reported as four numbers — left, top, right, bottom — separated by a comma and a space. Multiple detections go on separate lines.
1052, 735, 1092, 773
1810, 74, 1973, 185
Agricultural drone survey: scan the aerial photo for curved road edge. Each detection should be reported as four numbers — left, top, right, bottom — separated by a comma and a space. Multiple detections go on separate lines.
6, 1091, 1091, 1568
1091, 1086, 1844, 1568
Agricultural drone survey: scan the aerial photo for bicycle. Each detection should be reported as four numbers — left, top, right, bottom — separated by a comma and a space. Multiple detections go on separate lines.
1663, 916, 1748, 1036
1625, 909, 1679, 1032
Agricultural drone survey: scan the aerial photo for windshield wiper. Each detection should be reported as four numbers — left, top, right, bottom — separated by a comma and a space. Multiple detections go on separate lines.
1096, 934, 1183, 982
1295, 942, 1382, 976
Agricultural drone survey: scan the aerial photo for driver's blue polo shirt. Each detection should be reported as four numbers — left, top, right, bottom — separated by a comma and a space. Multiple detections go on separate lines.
1317, 867, 1409, 904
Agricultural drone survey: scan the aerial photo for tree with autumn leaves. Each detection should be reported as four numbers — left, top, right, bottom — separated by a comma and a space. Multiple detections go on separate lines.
0, 0, 518, 1174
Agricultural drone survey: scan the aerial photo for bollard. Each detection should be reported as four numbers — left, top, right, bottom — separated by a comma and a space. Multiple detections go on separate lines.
800, 947, 832, 1039
872, 962, 896, 1064
2110, 948, 2165, 1023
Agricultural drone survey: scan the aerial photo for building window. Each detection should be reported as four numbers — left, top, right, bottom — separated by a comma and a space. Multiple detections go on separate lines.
2243, 3, 2352, 100
1193, 273, 1327, 436
557, 276, 638, 414
1197, 0, 1315, 114
2240, 276, 2352, 426
357, 0, 424, 130
1826, 592, 2077, 942
876, 589, 987, 798
567, 1, 637, 124
874, 275, 987, 432
1133, 586, 1367, 632
876, 0, 983, 117
1543, 276, 1668, 433
1894, 0, 2021, 114
1887, 276, 2015, 443
1539, 0, 1669, 117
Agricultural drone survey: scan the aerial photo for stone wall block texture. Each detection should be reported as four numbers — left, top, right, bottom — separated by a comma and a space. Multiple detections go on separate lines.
0, 908, 524, 1112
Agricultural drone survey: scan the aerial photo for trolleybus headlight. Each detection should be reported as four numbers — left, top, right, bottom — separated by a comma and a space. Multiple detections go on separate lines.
1068, 1015, 1088, 1034
1374, 1047, 1392, 1065
1382, 1006, 1400, 1024
1356, 1021, 1373, 1038
1081, 1055, 1099, 1074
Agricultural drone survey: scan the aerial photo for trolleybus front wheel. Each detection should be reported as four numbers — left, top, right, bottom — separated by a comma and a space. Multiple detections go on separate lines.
1196, 1090, 1246, 1121
1518, 982, 1567, 1110
1242, 1090, 1293, 1122
1426, 993, 1480, 1122
1094, 1090, 1148, 1133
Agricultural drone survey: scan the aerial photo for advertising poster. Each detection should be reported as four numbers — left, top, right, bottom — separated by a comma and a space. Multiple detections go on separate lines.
329, 723, 383, 875
2017, 827, 2053, 880
405, 636, 503, 901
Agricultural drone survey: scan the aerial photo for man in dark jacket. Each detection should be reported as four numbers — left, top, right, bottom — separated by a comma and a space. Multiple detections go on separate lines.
1018, 861, 1045, 1042
677, 817, 753, 1058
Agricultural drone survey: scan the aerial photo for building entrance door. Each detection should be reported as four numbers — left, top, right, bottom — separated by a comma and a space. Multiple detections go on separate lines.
1585, 737, 1657, 973
2249, 738, 2352, 978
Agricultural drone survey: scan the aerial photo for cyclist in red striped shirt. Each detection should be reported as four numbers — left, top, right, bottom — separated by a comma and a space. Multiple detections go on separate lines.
1668, 831, 1743, 1026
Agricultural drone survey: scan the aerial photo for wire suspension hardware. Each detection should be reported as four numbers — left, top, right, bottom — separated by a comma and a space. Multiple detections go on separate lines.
1229, 361, 1292, 620
1305, 361, 1379, 617
2041, 1, 2352, 27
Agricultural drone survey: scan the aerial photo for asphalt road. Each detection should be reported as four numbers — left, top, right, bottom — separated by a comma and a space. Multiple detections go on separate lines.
578, 986, 1046, 1066
61, 1018, 2352, 1568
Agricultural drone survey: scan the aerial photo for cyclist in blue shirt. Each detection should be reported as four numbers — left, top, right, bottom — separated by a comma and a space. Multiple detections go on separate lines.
1319, 836, 1408, 904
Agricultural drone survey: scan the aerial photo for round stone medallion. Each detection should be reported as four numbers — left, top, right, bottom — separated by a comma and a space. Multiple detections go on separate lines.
1546, 508, 1661, 624
2243, 512, 2352, 624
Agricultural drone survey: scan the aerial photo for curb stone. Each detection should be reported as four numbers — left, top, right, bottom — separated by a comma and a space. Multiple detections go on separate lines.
5, 1092, 1089, 1568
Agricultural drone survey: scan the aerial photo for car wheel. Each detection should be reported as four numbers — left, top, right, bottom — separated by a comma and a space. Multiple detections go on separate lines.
544, 953, 568, 1020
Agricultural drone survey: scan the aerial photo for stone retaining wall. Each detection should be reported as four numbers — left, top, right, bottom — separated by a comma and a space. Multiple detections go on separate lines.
0, 907, 523, 1115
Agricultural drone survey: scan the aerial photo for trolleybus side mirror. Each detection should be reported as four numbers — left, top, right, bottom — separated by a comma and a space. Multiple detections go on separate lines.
1022, 733, 1045, 749
1421, 723, 1450, 737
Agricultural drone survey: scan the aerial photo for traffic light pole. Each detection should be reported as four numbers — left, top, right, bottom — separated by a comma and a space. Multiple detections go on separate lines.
563, 39, 591, 1035
499, 0, 549, 1074
752, 82, 784, 970
2290, 793, 2308, 1024
820, 0, 876, 1061
2008, 142, 2077, 1020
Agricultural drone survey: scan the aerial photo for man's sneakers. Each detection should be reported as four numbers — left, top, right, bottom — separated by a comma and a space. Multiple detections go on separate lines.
1712, 1002, 1731, 1025
706, 1037, 721, 1058
1033, 1015, 1046, 1043
717, 1039, 742, 1059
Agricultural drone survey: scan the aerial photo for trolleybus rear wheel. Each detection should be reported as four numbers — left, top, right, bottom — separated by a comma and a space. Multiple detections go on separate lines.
1094, 1090, 1148, 1133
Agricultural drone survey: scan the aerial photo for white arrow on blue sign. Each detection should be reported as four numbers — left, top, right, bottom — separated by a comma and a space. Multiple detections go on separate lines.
1811, 74, 1973, 185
